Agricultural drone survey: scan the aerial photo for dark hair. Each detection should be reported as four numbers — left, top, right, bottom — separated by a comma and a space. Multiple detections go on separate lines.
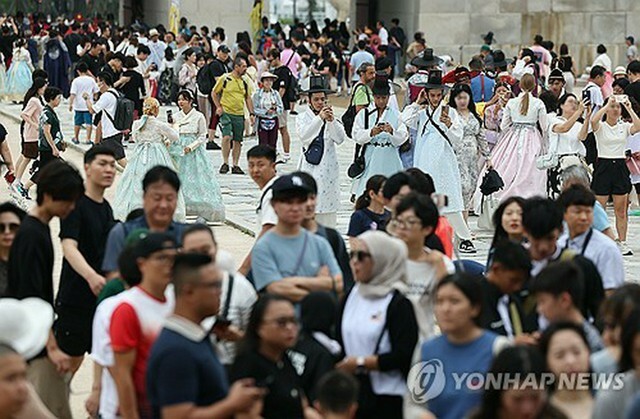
32, 69, 48, 82
177, 89, 194, 103
76, 62, 89, 73
355, 175, 387, 210
538, 90, 558, 114
84, 145, 116, 164
182, 223, 216, 246
522, 197, 563, 239
391, 18, 400, 25
628, 36, 635, 44
628, 60, 640, 75
247, 144, 276, 163
172, 253, 214, 295
534, 34, 543, 44
126, 208, 145, 221
137, 45, 151, 55
164, 46, 175, 61
142, 166, 181, 193
471, 346, 556, 419
556, 93, 578, 117
183, 47, 196, 59
558, 184, 596, 211
560, 43, 569, 56
539, 321, 591, 375
43, 86, 62, 102
118, 245, 142, 287
596, 44, 607, 54
240, 294, 294, 354
599, 284, 640, 331
405, 168, 436, 195
530, 261, 584, 311
613, 78, 630, 91
293, 171, 318, 195
490, 196, 525, 249
316, 371, 359, 414
22, 77, 47, 109
490, 240, 531, 275
97, 71, 114, 87
0, 202, 27, 221
449, 83, 481, 124
620, 308, 640, 371
233, 55, 247, 69
395, 192, 439, 231
124, 56, 138, 69
267, 47, 280, 60
590, 65, 606, 79
435, 273, 484, 326
36, 160, 85, 205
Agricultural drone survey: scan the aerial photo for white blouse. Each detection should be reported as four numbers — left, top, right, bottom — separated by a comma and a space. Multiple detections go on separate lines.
176, 108, 207, 149
549, 115, 586, 156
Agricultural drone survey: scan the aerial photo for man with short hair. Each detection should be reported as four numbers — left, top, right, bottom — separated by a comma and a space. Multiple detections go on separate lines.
78, 41, 104, 77
626, 36, 638, 63
557, 184, 624, 293
54, 146, 117, 377
83, 72, 127, 167
376, 20, 388, 46
268, 48, 294, 163
147, 253, 263, 418
110, 233, 178, 418
238, 145, 278, 276
479, 241, 533, 340
199, 44, 231, 145
212, 56, 254, 174
624, 60, 640, 105
251, 173, 343, 302
181, 224, 257, 366
583, 65, 607, 165
530, 261, 605, 352
469, 55, 494, 102
102, 166, 188, 279
314, 371, 359, 419
349, 42, 374, 84
7, 160, 85, 419
68, 62, 99, 145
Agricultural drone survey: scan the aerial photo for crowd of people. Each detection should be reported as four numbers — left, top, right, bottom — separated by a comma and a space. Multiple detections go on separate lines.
0, 9, 639, 419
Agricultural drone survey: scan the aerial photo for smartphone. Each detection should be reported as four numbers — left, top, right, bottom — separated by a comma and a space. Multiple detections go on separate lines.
614, 94, 628, 103
432, 193, 449, 209
582, 89, 591, 103
166, 109, 173, 124
441, 105, 449, 117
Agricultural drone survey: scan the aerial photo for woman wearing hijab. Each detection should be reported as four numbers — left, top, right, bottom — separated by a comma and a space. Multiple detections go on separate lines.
336, 230, 418, 419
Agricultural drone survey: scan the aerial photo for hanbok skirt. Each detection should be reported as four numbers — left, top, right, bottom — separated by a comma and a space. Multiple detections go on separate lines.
355, 143, 404, 197
113, 142, 186, 222
169, 134, 225, 221
5, 61, 31, 102
473, 123, 546, 212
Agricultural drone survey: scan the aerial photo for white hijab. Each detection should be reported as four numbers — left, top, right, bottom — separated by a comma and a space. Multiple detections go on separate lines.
357, 231, 408, 299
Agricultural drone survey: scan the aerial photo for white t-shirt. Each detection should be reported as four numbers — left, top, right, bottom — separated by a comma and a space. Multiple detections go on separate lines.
594, 120, 631, 159
93, 89, 120, 138
257, 176, 278, 232
70, 75, 99, 111
378, 27, 389, 45
549, 116, 586, 156
405, 255, 455, 340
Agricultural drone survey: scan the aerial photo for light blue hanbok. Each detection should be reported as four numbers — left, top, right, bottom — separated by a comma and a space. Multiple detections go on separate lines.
169, 108, 225, 221
352, 105, 408, 196
5, 47, 33, 102
113, 116, 186, 221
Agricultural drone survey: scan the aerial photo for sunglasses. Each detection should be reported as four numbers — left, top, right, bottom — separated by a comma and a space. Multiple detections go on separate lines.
0, 223, 19, 233
349, 250, 371, 262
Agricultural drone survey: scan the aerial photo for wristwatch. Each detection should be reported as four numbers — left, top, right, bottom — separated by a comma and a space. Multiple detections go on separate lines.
355, 356, 366, 374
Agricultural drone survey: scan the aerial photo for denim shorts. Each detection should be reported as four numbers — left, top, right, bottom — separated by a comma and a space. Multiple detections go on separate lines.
74, 110, 92, 126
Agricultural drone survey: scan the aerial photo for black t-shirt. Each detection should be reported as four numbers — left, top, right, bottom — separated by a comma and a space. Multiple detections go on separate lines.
230, 351, 304, 419
291, 333, 337, 402
273, 65, 293, 110
0, 33, 17, 62
64, 32, 84, 62
209, 58, 231, 79
57, 195, 115, 309
119, 70, 146, 105
625, 81, 640, 106
78, 52, 104, 77
7, 216, 55, 304
100, 64, 121, 85
0, 123, 7, 144
347, 208, 391, 237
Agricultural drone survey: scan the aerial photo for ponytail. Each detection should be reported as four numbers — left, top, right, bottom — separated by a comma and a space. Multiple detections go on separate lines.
520, 92, 530, 116
355, 174, 387, 211
355, 192, 371, 210
518, 73, 535, 116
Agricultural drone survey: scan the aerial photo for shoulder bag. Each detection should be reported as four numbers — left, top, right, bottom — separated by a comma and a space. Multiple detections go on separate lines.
303, 122, 326, 165
347, 108, 371, 178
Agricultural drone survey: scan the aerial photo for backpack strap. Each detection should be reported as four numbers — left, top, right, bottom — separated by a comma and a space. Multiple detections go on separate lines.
102, 89, 119, 125
221, 273, 234, 319
256, 183, 274, 213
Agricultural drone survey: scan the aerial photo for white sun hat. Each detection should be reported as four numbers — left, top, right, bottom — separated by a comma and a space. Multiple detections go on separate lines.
0, 298, 53, 359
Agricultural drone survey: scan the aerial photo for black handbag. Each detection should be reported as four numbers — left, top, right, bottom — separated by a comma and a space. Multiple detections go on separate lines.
304, 123, 326, 165
479, 168, 505, 196
347, 109, 371, 179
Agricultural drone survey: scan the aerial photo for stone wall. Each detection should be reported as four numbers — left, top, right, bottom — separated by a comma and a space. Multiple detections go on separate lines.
372, 0, 639, 72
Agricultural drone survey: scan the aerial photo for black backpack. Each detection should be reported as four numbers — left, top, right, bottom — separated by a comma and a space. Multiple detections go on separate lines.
341, 83, 371, 138
105, 90, 135, 132
196, 64, 214, 96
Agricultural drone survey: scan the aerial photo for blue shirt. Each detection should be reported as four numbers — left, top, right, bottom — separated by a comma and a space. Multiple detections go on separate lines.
470, 74, 495, 102
147, 316, 229, 418
251, 229, 342, 292
593, 201, 610, 232
349, 50, 375, 81
101, 215, 188, 273
420, 331, 500, 419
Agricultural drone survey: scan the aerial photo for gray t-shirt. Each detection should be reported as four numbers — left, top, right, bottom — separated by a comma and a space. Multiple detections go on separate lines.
251, 229, 342, 292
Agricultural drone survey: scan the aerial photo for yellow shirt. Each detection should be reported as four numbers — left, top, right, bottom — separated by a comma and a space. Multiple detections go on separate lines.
213, 73, 248, 116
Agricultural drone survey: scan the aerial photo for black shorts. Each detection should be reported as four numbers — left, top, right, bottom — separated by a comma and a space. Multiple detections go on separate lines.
635, 183, 640, 194
100, 133, 125, 161
591, 158, 632, 196
53, 304, 94, 357
21, 141, 38, 159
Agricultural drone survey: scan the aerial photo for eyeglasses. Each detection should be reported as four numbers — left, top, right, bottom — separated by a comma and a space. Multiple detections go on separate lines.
389, 218, 422, 229
264, 316, 298, 328
349, 250, 371, 262
0, 223, 20, 233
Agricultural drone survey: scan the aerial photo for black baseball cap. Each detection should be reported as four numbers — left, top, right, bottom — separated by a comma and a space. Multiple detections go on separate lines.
132, 233, 177, 258
271, 173, 312, 201
218, 45, 231, 54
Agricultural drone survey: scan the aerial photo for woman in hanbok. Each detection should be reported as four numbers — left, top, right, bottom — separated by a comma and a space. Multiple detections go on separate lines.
5, 40, 34, 102
473, 73, 548, 210
483, 82, 512, 152
353, 77, 408, 197
170, 90, 225, 221
448, 83, 490, 217
296, 75, 347, 228
113, 98, 186, 221
401, 70, 477, 254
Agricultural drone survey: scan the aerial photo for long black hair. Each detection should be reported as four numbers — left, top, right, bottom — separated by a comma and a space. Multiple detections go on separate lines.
22, 77, 47, 109
448, 83, 482, 124
489, 196, 525, 250
238, 294, 293, 355
355, 175, 387, 210
620, 308, 640, 372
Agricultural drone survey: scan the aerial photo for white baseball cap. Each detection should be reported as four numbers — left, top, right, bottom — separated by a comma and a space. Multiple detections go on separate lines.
0, 298, 53, 359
